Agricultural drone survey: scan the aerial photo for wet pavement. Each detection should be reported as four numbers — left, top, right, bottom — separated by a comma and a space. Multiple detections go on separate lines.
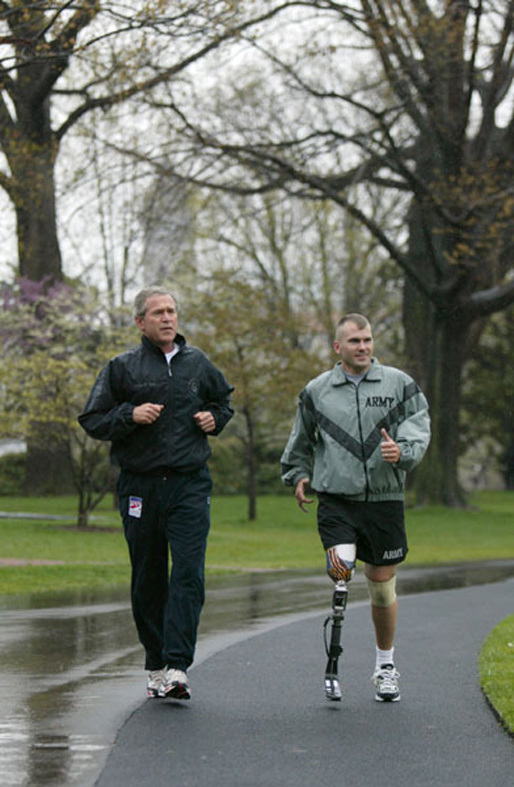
0, 560, 513, 787
99, 579, 514, 787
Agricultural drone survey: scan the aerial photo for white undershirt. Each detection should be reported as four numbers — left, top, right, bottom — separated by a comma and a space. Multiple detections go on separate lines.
165, 346, 179, 364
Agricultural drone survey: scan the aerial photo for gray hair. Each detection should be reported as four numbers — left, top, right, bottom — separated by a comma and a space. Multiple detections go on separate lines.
335, 313, 371, 339
133, 286, 178, 319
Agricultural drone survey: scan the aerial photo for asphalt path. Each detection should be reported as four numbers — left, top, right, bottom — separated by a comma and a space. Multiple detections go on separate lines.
96, 579, 513, 787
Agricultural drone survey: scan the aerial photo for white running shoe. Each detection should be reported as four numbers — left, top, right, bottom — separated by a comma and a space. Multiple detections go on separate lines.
372, 664, 401, 702
159, 668, 191, 700
146, 668, 166, 698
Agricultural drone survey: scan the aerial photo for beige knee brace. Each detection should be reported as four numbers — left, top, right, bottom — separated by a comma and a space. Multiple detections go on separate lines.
366, 575, 397, 608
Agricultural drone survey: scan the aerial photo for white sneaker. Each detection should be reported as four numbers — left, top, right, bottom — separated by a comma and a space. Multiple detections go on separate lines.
372, 664, 401, 702
146, 668, 166, 698
159, 668, 191, 700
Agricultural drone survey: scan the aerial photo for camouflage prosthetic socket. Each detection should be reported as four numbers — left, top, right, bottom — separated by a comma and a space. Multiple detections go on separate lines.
326, 544, 357, 583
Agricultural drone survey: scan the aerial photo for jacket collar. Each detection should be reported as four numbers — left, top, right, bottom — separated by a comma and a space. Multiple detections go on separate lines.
142, 333, 187, 356
331, 357, 382, 385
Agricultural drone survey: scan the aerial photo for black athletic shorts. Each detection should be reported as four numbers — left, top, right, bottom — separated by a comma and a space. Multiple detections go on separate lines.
317, 494, 408, 567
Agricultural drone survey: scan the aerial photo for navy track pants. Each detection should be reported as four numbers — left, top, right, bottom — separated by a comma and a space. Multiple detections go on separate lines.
118, 466, 212, 671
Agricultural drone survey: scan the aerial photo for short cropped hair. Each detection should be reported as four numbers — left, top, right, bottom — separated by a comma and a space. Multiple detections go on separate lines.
335, 313, 371, 339
133, 286, 177, 319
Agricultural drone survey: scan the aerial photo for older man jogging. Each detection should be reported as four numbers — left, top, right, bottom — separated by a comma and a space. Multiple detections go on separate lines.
79, 286, 234, 702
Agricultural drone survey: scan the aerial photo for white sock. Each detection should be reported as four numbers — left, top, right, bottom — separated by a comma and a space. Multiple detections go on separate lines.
376, 646, 395, 669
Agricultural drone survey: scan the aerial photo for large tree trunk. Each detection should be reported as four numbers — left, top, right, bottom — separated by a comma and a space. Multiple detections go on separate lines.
431, 315, 468, 506
14, 152, 62, 282
10, 88, 63, 283
404, 277, 470, 506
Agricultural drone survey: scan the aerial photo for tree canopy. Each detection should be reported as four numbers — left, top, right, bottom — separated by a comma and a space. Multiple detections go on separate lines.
153, 0, 514, 504
0, 1, 294, 280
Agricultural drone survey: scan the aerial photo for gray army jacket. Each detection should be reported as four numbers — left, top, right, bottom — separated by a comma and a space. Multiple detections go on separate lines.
280, 358, 430, 501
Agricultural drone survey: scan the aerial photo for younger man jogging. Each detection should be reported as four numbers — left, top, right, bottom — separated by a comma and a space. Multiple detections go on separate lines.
281, 314, 430, 701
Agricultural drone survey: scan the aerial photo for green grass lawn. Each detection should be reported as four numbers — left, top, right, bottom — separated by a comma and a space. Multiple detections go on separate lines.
207, 490, 514, 568
0, 490, 513, 595
479, 615, 514, 735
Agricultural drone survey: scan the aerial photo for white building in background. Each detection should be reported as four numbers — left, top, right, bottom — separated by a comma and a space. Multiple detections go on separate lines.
141, 175, 197, 285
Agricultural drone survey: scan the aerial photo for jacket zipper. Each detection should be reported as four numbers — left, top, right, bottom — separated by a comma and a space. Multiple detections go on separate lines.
166, 355, 174, 466
354, 384, 370, 500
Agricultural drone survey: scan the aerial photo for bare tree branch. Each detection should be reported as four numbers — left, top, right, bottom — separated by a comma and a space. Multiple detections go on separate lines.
469, 277, 514, 318
55, 2, 311, 139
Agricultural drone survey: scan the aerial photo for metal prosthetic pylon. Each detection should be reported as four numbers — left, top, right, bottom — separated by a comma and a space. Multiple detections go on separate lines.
323, 580, 348, 701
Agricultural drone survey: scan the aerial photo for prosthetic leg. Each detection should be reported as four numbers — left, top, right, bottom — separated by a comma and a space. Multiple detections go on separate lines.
323, 544, 356, 701
323, 579, 348, 700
